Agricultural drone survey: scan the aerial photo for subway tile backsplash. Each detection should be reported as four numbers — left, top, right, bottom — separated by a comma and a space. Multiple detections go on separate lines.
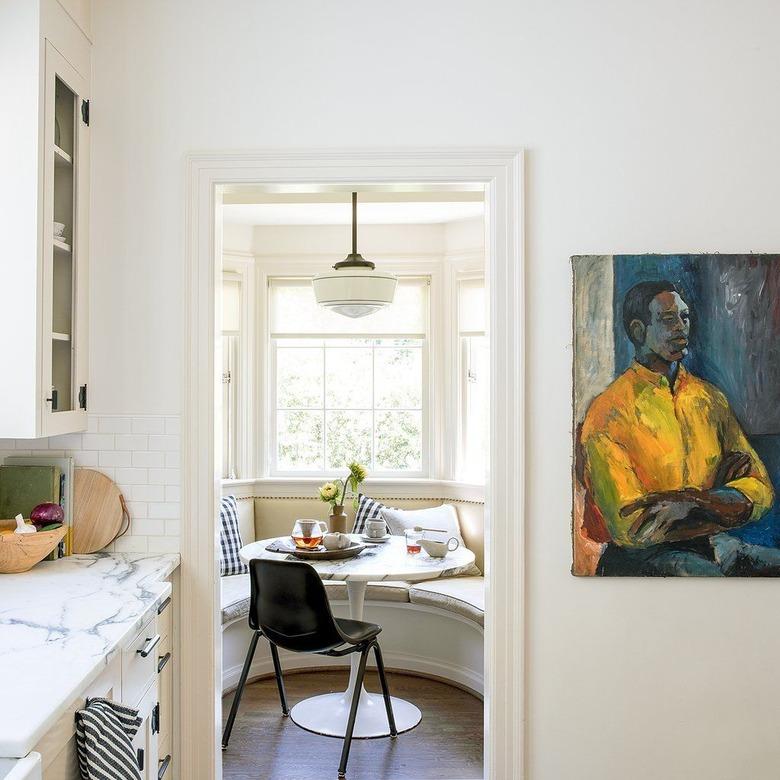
0, 414, 181, 553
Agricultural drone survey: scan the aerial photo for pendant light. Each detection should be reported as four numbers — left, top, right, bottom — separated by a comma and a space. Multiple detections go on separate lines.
312, 192, 397, 318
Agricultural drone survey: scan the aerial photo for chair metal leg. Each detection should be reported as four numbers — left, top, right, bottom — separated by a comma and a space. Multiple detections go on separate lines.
269, 642, 289, 715
222, 630, 261, 750
372, 642, 397, 737
338, 645, 370, 778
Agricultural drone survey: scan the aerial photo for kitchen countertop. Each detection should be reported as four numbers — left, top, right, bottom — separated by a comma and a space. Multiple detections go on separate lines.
0, 553, 179, 758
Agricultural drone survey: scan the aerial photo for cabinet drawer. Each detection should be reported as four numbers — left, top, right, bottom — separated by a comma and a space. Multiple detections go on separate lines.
156, 594, 172, 643
122, 614, 159, 708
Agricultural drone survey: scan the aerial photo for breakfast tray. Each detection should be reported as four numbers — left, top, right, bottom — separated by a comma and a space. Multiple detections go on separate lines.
265, 539, 366, 561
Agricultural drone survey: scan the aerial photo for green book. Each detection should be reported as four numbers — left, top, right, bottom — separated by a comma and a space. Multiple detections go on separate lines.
0, 465, 61, 519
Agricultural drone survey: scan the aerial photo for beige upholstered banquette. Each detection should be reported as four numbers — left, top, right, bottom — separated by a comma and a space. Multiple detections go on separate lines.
222, 491, 485, 696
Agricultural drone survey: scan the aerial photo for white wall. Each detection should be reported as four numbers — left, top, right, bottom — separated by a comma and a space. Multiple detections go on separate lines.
223, 219, 482, 259
232, 221, 447, 258
90, 2, 780, 778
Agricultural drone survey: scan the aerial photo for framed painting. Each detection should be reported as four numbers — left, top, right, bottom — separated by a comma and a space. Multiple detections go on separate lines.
572, 254, 780, 576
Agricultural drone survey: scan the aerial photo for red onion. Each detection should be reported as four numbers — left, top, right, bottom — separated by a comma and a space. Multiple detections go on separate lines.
30, 502, 64, 529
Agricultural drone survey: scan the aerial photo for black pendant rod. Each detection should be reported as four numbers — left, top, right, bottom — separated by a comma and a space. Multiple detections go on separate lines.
332, 191, 376, 270
352, 192, 358, 255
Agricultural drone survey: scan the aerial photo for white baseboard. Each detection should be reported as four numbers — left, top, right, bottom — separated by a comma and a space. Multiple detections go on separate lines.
223, 647, 484, 698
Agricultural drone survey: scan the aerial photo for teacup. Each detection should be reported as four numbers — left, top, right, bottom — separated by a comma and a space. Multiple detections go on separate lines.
420, 536, 459, 558
365, 519, 386, 538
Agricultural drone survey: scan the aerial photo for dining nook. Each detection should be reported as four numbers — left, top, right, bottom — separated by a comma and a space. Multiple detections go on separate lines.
219, 493, 485, 779
216, 185, 488, 779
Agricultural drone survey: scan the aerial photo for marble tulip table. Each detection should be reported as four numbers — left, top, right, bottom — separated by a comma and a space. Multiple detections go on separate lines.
240, 534, 476, 738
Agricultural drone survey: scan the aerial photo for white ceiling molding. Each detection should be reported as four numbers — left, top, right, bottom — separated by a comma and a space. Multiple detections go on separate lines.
222, 184, 485, 201
222, 201, 484, 226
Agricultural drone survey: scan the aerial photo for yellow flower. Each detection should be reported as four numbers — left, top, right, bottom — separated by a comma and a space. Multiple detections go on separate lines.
318, 482, 339, 502
348, 462, 367, 484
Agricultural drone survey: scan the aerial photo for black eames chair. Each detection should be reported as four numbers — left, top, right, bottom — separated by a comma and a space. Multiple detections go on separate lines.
222, 558, 397, 778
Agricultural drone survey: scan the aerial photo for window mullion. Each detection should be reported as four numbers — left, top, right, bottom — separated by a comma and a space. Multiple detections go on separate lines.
321, 344, 326, 471
371, 341, 376, 470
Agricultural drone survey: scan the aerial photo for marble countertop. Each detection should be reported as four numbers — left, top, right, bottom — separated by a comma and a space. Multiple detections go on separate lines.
0, 553, 179, 758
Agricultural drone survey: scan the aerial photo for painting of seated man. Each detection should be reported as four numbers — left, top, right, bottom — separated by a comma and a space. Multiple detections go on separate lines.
572, 254, 780, 576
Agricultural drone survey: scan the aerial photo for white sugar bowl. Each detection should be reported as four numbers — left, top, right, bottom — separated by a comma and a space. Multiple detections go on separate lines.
322, 532, 351, 550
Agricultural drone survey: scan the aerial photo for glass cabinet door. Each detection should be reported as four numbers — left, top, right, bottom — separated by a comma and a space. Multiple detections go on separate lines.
42, 41, 89, 435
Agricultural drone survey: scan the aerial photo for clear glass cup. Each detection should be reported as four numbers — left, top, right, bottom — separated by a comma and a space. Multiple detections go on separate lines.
404, 529, 422, 555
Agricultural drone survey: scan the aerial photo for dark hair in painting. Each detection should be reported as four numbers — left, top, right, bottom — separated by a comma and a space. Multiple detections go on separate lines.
622, 280, 680, 345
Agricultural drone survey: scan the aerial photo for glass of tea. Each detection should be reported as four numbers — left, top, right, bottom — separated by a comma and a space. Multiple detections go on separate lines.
291, 519, 328, 549
404, 529, 422, 555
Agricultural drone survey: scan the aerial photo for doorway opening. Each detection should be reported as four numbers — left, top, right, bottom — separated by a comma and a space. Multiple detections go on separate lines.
181, 149, 524, 780
217, 184, 487, 779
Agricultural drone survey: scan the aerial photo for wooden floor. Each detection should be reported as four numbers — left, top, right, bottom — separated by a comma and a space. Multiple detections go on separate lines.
222, 669, 484, 780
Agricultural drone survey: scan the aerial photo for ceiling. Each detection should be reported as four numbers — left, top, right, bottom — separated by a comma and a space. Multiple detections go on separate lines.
221, 186, 485, 226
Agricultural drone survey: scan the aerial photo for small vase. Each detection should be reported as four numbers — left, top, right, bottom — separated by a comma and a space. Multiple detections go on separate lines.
328, 505, 348, 534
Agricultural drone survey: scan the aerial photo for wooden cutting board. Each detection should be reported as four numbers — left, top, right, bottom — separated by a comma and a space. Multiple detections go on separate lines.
73, 469, 128, 553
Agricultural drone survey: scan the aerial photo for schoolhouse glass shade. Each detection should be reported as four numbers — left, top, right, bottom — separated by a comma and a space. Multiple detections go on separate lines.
312, 268, 398, 318
312, 192, 397, 318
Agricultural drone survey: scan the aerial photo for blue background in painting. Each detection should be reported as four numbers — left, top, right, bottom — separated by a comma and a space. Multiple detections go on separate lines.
612, 255, 780, 546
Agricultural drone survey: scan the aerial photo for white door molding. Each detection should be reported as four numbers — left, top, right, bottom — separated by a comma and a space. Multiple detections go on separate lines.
183, 148, 525, 780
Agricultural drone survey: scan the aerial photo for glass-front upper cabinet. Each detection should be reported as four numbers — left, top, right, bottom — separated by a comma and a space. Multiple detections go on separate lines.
0, 2, 91, 439
40, 42, 90, 436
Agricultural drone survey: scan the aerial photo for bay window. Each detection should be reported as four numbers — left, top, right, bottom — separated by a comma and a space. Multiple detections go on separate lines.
268, 277, 429, 476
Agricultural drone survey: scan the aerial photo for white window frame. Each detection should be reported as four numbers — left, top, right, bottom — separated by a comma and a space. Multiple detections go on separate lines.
439, 253, 488, 485
220, 254, 256, 480
455, 271, 488, 483
265, 272, 433, 478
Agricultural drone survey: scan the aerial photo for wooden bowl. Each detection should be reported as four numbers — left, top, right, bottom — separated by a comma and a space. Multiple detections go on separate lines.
0, 523, 67, 574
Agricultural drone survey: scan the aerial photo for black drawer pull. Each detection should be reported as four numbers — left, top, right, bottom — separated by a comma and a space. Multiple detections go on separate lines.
157, 596, 171, 615
137, 634, 161, 658
157, 651, 171, 673
158, 754, 171, 778
137, 748, 144, 771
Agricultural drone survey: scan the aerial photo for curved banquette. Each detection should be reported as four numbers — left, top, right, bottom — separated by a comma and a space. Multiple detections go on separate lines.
221, 491, 485, 697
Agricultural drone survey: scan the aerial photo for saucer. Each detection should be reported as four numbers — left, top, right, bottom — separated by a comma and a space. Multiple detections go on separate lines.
360, 533, 391, 544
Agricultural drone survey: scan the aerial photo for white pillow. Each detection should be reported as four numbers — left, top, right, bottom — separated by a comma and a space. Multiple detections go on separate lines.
379, 504, 481, 576
380, 504, 462, 540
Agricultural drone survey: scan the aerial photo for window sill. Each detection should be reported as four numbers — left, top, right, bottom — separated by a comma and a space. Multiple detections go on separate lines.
221, 476, 485, 503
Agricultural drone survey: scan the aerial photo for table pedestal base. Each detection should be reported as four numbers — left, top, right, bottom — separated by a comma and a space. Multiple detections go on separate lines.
290, 689, 421, 739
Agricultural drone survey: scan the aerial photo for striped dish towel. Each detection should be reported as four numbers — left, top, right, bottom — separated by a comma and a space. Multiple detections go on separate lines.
75, 698, 143, 780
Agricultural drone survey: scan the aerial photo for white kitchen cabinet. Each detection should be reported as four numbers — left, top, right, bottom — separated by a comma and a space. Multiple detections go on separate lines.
155, 595, 175, 778
35, 656, 121, 779
131, 684, 159, 780
29, 580, 177, 780
0, 754, 42, 780
0, 0, 91, 438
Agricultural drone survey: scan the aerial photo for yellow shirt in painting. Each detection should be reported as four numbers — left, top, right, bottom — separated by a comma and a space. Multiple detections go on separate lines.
581, 361, 775, 548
